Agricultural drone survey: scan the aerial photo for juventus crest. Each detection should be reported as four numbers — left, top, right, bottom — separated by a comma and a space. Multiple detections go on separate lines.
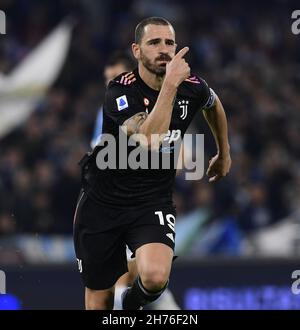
178, 100, 189, 120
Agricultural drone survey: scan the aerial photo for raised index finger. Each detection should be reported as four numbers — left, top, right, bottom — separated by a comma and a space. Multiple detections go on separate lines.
174, 46, 189, 59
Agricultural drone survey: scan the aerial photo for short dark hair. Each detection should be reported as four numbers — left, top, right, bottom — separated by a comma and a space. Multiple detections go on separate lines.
105, 51, 135, 71
135, 17, 172, 44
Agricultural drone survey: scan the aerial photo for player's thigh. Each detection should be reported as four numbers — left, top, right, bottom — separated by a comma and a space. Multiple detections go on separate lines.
135, 242, 173, 279
126, 204, 176, 260
127, 258, 138, 284
85, 286, 114, 310
116, 248, 138, 286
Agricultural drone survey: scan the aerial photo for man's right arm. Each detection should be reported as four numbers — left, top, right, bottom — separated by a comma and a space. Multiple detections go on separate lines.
123, 47, 191, 148
137, 79, 177, 143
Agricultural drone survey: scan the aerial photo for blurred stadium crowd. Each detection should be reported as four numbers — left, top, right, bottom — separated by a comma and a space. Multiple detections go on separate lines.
0, 0, 299, 255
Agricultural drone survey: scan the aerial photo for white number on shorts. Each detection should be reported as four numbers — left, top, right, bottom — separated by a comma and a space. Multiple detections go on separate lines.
154, 211, 175, 232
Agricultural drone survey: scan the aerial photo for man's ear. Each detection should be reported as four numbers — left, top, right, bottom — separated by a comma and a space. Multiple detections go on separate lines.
132, 43, 140, 60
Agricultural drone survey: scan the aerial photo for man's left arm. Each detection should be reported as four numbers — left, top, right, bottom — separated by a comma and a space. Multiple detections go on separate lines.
202, 92, 231, 182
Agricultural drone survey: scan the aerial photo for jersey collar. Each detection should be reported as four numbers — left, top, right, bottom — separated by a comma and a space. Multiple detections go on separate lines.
134, 68, 160, 96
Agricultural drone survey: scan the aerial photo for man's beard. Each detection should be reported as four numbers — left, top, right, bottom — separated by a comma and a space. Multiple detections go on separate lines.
140, 51, 171, 77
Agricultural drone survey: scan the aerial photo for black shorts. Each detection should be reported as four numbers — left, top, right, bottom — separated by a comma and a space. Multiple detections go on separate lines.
73, 191, 176, 290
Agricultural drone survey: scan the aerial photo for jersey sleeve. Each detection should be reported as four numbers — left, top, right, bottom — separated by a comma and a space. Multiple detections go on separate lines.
103, 82, 139, 126
186, 75, 216, 110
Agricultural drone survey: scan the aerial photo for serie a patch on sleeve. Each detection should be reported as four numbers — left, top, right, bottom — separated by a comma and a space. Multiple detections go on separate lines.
116, 95, 129, 111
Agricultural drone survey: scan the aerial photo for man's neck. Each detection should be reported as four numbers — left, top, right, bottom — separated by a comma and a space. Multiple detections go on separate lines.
138, 63, 165, 91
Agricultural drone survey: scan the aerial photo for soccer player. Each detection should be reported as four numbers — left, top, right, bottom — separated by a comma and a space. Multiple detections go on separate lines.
91, 51, 180, 310
73, 17, 231, 310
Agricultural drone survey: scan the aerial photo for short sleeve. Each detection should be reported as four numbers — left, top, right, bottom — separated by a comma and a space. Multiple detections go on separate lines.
185, 75, 216, 109
104, 83, 139, 126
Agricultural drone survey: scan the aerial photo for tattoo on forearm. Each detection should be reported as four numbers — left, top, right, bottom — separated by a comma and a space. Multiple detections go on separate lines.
121, 112, 148, 136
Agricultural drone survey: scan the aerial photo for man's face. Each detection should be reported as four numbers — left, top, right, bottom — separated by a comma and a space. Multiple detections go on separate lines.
104, 63, 129, 86
134, 24, 176, 76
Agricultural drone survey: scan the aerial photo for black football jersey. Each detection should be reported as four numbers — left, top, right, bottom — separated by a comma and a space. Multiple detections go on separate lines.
84, 68, 214, 208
